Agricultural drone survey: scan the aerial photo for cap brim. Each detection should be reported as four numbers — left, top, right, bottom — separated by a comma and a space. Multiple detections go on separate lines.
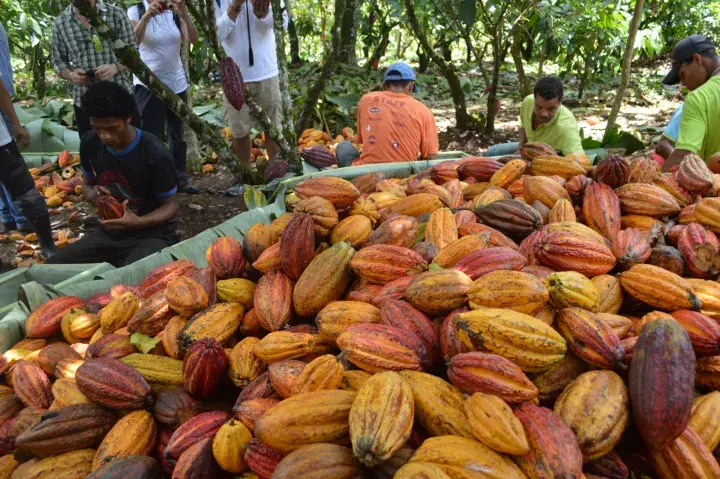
662, 63, 682, 85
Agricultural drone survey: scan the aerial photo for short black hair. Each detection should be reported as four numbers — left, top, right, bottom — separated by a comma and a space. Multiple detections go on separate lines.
384, 79, 413, 89
82, 81, 135, 119
534, 76, 564, 101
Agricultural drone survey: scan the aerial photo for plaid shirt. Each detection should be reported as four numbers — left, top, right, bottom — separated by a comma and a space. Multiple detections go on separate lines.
52, 1, 137, 106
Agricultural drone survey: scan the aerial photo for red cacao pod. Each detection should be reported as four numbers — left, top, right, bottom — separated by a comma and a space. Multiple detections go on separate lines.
25, 296, 84, 338
96, 195, 124, 220
75, 358, 153, 410
593, 154, 629, 188
206, 237, 247, 280
182, 338, 228, 400
220, 57, 245, 111
164, 410, 231, 466
280, 214, 316, 281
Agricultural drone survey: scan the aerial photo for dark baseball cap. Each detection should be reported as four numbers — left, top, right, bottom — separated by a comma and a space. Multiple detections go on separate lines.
384, 62, 418, 93
663, 35, 717, 85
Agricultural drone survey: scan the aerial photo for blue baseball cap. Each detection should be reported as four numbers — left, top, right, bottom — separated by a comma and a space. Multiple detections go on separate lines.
384, 62, 418, 93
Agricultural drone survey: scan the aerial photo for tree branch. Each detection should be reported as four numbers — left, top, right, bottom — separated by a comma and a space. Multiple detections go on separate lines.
271, 0, 296, 141
74, 0, 251, 182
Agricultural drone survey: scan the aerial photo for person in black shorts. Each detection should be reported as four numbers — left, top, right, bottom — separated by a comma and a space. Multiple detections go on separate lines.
46, 81, 180, 266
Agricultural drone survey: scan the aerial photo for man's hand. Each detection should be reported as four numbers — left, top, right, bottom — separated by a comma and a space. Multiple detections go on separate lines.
228, 0, 245, 19
101, 200, 144, 230
11, 122, 30, 149
95, 64, 118, 81
70, 69, 90, 86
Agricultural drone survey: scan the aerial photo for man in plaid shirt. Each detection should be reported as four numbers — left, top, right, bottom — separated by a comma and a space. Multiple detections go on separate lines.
52, 0, 141, 138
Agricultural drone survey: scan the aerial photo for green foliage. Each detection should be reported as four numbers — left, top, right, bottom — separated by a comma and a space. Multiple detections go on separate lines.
130, 333, 162, 354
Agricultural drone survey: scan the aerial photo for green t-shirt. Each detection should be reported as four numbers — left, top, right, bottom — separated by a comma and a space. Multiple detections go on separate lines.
676, 76, 720, 161
520, 95, 584, 155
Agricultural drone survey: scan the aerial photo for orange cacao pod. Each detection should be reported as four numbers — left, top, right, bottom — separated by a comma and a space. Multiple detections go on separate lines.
405, 269, 473, 316
628, 156, 661, 183
294, 177, 361, 208
331, 215, 372, 248
165, 276, 209, 318
520, 142, 556, 161
365, 215, 419, 248
454, 246, 528, 280
350, 245, 427, 284
127, 291, 174, 336
291, 354, 344, 395
523, 176, 570, 208
252, 241, 282, 273
316, 301, 381, 345
611, 227, 652, 269
243, 222, 275, 263
425, 208, 458, 249
380, 299, 441, 369
254, 331, 315, 363
254, 270, 293, 332
349, 371, 414, 466
206, 236, 246, 280
678, 222, 720, 278
616, 183, 681, 218
618, 264, 701, 311
337, 323, 423, 373
513, 402, 584, 478
447, 351, 538, 402
25, 296, 84, 338
670, 310, 720, 357
557, 307, 624, 369
490, 159, 527, 188
140, 259, 195, 298
652, 426, 720, 479
535, 231, 616, 277
531, 155, 586, 179
293, 196, 339, 237
293, 241, 355, 318
92, 410, 157, 471
583, 182, 621, 239
12, 361, 52, 409
677, 153, 713, 195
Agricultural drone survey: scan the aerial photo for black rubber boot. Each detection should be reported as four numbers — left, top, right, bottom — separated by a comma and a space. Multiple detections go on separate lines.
27, 215, 57, 259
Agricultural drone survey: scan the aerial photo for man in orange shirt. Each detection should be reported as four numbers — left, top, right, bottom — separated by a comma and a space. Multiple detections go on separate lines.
336, 62, 439, 167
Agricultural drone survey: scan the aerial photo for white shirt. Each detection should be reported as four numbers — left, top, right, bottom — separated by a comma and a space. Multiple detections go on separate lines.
128, 1, 189, 94
0, 71, 11, 147
215, 0, 288, 83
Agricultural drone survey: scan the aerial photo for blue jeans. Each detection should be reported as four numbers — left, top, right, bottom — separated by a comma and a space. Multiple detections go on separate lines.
484, 142, 520, 157
0, 112, 27, 227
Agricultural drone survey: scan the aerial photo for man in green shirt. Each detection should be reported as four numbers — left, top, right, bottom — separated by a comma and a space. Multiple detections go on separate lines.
519, 76, 584, 155
663, 35, 720, 172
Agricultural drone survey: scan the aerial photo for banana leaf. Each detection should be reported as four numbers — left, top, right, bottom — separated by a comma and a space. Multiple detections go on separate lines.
0, 302, 21, 322
97, 251, 174, 288
0, 268, 30, 309
0, 302, 30, 352
56, 279, 111, 299
52, 263, 116, 290
18, 281, 58, 312
28, 263, 113, 287
164, 229, 219, 267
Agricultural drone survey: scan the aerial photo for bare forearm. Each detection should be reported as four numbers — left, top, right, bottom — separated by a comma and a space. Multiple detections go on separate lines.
136, 199, 179, 229
519, 128, 527, 147
180, 13, 199, 44
665, 148, 692, 172
0, 84, 19, 126
133, 16, 151, 44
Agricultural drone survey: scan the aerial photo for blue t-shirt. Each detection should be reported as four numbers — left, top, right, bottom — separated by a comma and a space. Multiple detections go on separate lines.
663, 104, 683, 143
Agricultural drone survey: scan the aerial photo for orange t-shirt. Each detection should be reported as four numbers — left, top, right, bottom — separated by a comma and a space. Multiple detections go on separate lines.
352, 91, 439, 166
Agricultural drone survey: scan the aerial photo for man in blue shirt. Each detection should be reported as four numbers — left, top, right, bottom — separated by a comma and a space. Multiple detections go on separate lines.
0, 22, 31, 234
655, 104, 683, 160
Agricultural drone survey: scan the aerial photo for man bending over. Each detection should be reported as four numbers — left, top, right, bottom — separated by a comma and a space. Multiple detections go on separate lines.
47, 81, 180, 266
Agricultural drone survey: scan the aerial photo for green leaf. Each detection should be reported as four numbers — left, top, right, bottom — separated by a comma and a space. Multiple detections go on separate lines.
428, 263, 442, 271
459, 0, 477, 27
244, 185, 269, 209
130, 333, 162, 354
414, 223, 427, 246
92, 34, 103, 52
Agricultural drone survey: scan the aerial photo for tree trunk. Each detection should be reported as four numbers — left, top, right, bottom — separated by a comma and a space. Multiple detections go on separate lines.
538, 47, 545, 76
286, 1, 301, 66
606, 0, 645, 131
186, 0, 301, 174
403, 0, 477, 130
32, 47, 47, 100
463, 30, 473, 63
181, 42, 202, 173
367, 22, 393, 70
484, 41, 509, 136
396, 30, 402, 58
337, 0, 357, 64
510, 25, 530, 99
418, 48, 429, 73
271, 0, 295, 143
295, 0, 346, 135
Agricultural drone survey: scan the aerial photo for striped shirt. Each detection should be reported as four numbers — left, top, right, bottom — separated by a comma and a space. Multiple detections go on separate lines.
51, 1, 136, 106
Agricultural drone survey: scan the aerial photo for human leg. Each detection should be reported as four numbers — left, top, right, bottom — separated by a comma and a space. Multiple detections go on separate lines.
74, 105, 91, 139
335, 141, 361, 167
222, 93, 253, 177
135, 85, 166, 141
120, 237, 175, 266
484, 142, 520, 157
44, 228, 119, 265
252, 76, 282, 160
168, 90, 192, 189
0, 142, 55, 256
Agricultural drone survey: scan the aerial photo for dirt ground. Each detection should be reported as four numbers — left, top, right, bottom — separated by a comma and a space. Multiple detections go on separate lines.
0, 84, 681, 273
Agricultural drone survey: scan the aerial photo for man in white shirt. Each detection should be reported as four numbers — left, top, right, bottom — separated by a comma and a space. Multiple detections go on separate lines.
0, 71, 56, 258
128, 0, 200, 194
215, 0, 288, 179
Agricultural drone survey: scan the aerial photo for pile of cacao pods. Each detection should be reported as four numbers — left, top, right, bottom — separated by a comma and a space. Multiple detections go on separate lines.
4, 143, 720, 478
